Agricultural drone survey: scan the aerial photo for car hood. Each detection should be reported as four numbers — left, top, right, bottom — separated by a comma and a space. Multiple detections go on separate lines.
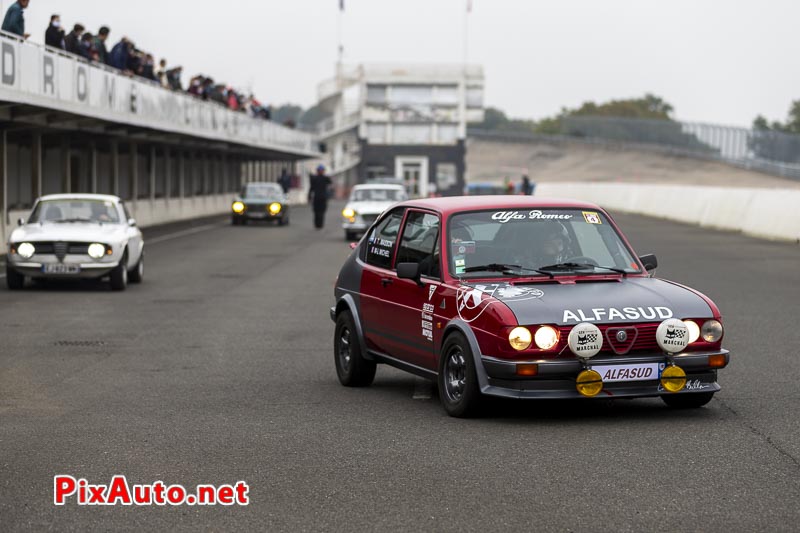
458, 277, 713, 326
346, 201, 395, 215
10, 222, 128, 243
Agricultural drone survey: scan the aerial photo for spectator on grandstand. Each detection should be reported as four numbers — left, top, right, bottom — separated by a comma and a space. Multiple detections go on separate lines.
139, 53, 157, 81
79, 32, 96, 61
167, 66, 183, 90
93, 26, 111, 65
156, 59, 168, 87
44, 14, 64, 49
64, 23, 84, 54
2, 0, 30, 39
109, 37, 132, 71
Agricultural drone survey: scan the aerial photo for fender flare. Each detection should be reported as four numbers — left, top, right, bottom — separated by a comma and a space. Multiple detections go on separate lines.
334, 293, 373, 361
441, 318, 490, 392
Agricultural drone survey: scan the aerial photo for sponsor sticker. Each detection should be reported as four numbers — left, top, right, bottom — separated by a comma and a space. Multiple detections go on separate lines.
562, 306, 673, 323
591, 363, 660, 383
455, 258, 466, 267
491, 210, 573, 224
583, 211, 602, 224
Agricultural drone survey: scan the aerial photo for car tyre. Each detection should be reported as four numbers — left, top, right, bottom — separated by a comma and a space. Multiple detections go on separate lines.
334, 310, 376, 387
110, 253, 128, 291
6, 264, 24, 290
661, 391, 714, 409
128, 252, 144, 284
232, 217, 240, 226
438, 332, 482, 418
345, 231, 356, 241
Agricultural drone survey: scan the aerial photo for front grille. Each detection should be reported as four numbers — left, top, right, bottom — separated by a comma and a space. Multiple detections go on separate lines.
54, 242, 68, 260
29, 242, 93, 257
556, 322, 660, 356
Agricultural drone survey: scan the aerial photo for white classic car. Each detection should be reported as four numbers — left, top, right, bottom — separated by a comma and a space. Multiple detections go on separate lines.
341, 184, 407, 240
6, 194, 144, 291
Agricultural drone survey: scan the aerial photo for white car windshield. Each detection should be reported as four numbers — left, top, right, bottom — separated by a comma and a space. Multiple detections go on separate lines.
242, 184, 282, 199
449, 208, 640, 277
351, 188, 406, 202
29, 200, 121, 224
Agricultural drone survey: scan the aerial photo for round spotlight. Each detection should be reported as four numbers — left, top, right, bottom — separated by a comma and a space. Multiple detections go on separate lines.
17, 242, 35, 259
534, 326, 559, 350
342, 208, 356, 218
232, 201, 245, 213
656, 318, 690, 354
701, 320, 724, 343
660, 365, 687, 393
576, 369, 603, 397
683, 320, 700, 344
87, 243, 106, 259
508, 327, 532, 351
567, 323, 602, 359
269, 203, 282, 215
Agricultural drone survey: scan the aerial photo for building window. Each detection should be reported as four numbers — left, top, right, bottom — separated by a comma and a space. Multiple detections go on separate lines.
366, 84, 387, 105
393, 124, 432, 145
467, 86, 483, 108
436, 163, 457, 191
366, 123, 387, 144
367, 165, 387, 179
437, 124, 459, 144
389, 85, 433, 105
434, 85, 459, 105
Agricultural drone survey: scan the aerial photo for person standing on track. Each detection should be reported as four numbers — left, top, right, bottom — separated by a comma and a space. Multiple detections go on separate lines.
308, 165, 332, 229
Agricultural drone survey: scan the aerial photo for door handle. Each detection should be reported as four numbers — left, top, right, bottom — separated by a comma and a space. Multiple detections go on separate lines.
381, 278, 393, 287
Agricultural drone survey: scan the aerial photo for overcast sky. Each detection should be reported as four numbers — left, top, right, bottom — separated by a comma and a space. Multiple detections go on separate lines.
14, 0, 800, 127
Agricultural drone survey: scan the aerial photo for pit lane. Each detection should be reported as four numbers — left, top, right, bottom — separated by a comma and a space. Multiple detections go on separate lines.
1, 204, 798, 531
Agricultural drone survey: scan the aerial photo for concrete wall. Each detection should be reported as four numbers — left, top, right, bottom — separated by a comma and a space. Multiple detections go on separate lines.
536, 182, 800, 243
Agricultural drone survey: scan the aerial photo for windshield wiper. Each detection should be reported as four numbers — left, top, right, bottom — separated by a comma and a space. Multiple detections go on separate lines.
538, 262, 627, 276
463, 263, 553, 278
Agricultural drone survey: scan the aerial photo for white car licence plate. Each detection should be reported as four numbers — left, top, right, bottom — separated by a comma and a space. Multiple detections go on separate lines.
590, 362, 662, 383
43, 264, 81, 274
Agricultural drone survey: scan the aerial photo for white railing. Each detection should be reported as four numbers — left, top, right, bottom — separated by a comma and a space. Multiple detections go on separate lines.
0, 30, 319, 156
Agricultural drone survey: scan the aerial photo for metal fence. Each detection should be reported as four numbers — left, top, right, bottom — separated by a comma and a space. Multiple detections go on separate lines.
470, 117, 800, 180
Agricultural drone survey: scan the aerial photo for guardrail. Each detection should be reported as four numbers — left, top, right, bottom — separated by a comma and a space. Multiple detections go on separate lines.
470, 116, 800, 181
0, 30, 319, 156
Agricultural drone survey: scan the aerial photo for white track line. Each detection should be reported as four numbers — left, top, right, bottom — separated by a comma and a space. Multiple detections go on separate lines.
0, 223, 222, 279
146, 222, 224, 245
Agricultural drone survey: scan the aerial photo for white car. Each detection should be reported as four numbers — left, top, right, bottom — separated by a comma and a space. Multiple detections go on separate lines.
341, 184, 408, 240
6, 194, 144, 291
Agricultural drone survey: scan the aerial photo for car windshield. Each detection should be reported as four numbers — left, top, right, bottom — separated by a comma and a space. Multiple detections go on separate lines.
448, 208, 640, 277
242, 184, 282, 199
350, 188, 406, 202
28, 199, 121, 224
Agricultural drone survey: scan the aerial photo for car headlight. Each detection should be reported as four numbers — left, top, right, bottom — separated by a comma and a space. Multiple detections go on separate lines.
508, 326, 532, 351
534, 325, 559, 350
342, 208, 355, 218
16, 242, 35, 259
88, 243, 106, 259
269, 203, 282, 215
232, 201, 245, 213
683, 320, 701, 344
701, 320, 723, 343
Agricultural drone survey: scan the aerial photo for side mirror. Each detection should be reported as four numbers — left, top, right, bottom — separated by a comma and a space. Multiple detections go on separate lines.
17, 218, 25, 226
639, 253, 658, 271
128, 218, 137, 227
396, 262, 422, 285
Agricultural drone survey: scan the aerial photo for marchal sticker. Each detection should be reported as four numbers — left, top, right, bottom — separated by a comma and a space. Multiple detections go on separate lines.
656, 318, 690, 353
567, 322, 603, 359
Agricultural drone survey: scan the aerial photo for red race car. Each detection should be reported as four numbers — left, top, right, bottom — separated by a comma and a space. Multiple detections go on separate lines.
330, 196, 729, 417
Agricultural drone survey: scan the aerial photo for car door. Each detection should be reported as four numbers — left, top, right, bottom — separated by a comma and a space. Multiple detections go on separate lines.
375, 210, 442, 371
360, 208, 406, 356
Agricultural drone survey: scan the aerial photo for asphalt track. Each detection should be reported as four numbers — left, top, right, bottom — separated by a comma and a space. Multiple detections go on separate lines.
1, 204, 799, 532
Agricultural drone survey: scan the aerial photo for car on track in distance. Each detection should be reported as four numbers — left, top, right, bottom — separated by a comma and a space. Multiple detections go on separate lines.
6, 194, 144, 291
342, 183, 408, 240
231, 182, 290, 226
330, 196, 730, 417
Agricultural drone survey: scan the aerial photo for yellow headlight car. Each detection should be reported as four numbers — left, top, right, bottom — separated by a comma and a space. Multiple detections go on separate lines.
231, 183, 290, 226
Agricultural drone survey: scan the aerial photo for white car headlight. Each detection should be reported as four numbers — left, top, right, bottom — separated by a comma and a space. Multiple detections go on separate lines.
17, 242, 35, 259
534, 326, 559, 350
88, 243, 107, 259
701, 320, 724, 343
683, 320, 701, 344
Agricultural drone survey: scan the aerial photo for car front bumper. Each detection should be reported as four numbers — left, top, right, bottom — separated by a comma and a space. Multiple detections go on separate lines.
8, 256, 119, 279
477, 351, 729, 400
